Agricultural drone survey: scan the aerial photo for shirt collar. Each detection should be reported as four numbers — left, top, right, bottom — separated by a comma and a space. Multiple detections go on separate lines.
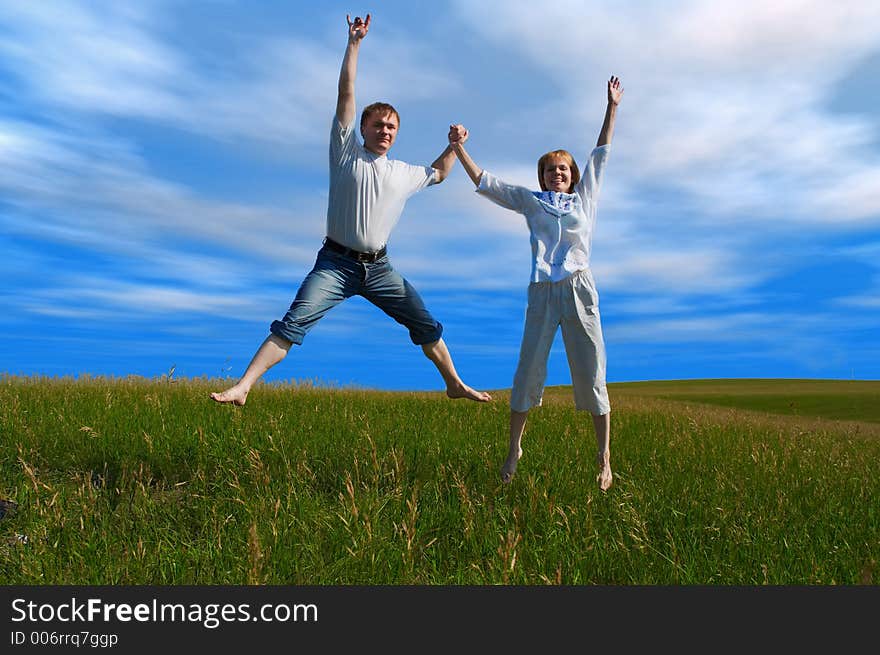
533, 190, 576, 212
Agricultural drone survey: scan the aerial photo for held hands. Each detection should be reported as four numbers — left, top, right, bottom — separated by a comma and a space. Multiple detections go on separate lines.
446, 124, 481, 186
346, 14, 371, 43
448, 123, 469, 147
608, 75, 624, 106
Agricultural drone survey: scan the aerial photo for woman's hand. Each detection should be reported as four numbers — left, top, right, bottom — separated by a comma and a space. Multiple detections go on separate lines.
608, 75, 624, 106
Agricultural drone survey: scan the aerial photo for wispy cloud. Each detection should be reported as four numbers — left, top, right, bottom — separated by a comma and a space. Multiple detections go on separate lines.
451, 0, 880, 226
0, 117, 326, 262
1, 4, 186, 118
0, 3, 459, 153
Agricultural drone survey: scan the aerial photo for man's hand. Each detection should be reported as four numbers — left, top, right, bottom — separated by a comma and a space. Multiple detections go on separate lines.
347, 14, 371, 43
337, 14, 370, 126
448, 123, 469, 146
608, 75, 624, 106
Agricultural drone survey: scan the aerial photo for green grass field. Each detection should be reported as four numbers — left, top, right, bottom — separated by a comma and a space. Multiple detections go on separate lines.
613, 378, 880, 424
1, 376, 878, 585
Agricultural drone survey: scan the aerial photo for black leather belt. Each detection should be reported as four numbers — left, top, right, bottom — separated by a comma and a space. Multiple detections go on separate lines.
323, 237, 387, 263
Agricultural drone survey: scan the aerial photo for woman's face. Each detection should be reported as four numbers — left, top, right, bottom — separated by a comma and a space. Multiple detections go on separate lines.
542, 157, 572, 193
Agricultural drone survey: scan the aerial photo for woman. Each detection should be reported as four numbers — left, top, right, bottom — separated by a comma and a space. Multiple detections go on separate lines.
449, 76, 623, 490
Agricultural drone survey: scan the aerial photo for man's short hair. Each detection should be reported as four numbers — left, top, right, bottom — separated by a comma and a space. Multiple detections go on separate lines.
360, 102, 400, 129
537, 149, 581, 193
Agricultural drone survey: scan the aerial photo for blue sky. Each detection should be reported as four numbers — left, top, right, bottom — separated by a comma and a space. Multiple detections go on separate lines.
3, 1, 880, 392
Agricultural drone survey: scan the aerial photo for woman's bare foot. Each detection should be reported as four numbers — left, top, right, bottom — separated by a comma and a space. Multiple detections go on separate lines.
446, 382, 492, 402
210, 384, 249, 406
596, 450, 613, 491
501, 446, 523, 484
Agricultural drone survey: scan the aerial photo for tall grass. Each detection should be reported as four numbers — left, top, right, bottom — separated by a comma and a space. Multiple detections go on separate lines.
1, 375, 877, 584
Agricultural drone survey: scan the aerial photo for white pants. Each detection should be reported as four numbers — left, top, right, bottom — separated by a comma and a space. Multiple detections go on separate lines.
510, 269, 610, 415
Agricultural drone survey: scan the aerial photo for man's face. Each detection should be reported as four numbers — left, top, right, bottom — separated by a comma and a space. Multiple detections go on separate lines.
361, 111, 399, 155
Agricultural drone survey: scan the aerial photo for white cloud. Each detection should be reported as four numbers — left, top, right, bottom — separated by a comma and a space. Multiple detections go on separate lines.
0, 3, 460, 153
1, 3, 186, 118
607, 307, 876, 350
609, 312, 770, 344
812, 168, 880, 220
20, 274, 277, 322
594, 247, 755, 294
451, 0, 880, 226
0, 118, 324, 267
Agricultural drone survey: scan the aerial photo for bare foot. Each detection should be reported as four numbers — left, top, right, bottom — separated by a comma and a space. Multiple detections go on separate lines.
597, 450, 613, 491
501, 446, 523, 484
446, 382, 492, 402
210, 385, 249, 406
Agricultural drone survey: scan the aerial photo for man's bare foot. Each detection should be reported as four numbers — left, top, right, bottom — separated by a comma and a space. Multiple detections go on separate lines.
446, 382, 492, 402
597, 450, 613, 491
501, 446, 523, 484
210, 385, 249, 406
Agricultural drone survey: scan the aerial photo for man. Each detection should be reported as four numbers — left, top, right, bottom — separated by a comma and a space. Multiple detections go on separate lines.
211, 14, 490, 406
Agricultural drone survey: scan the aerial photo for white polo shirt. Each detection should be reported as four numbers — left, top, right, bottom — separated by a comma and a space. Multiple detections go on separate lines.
477, 145, 610, 283
326, 116, 439, 253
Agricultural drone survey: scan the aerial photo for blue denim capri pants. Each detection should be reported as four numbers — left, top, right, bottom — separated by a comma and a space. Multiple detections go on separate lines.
270, 245, 443, 347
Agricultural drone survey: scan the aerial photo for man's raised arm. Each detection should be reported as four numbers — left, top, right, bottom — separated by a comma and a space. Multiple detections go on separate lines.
336, 13, 371, 127
430, 145, 456, 184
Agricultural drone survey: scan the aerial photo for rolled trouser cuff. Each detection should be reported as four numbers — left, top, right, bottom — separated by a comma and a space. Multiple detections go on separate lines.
269, 320, 304, 346
409, 321, 443, 346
